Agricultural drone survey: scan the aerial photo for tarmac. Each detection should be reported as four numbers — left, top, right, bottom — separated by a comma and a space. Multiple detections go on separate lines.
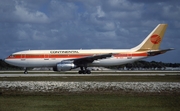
0, 73, 180, 77
0, 71, 180, 77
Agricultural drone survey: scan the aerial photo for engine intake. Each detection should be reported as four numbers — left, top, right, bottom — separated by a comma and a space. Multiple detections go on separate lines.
53, 61, 76, 71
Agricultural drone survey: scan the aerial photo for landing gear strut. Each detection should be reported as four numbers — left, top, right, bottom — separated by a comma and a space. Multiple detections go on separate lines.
24, 67, 28, 74
78, 67, 91, 74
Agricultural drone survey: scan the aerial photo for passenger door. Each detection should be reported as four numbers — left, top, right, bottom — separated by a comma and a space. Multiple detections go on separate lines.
21, 54, 26, 61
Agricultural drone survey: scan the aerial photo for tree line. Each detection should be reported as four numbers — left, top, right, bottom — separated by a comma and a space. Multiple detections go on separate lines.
0, 59, 180, 70
108, 61, 180, 70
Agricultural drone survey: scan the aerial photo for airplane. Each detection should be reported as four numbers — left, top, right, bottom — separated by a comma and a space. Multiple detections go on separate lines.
5, 24, 173, 74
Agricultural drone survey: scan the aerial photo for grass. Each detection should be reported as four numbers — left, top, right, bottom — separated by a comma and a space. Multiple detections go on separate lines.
0, 71, 179, 111
0, 94, 180, 111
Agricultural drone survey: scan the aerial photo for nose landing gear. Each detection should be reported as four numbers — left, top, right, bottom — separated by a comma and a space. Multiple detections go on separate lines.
24, 67, 28, 74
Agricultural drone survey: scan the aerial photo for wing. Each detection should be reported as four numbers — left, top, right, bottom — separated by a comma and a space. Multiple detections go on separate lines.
64, 53, 113, 65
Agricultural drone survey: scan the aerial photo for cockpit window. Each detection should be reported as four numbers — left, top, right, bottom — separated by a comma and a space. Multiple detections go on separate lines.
9, 55, 14, 58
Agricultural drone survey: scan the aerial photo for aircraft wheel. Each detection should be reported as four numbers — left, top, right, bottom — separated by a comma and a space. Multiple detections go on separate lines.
86, 70, 91, 74
24, 71, 28, 74
83, 70, 86, 74
78, 70, 83, 74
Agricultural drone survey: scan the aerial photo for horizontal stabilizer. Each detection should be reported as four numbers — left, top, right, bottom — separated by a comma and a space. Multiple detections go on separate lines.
147, 48, 174, 56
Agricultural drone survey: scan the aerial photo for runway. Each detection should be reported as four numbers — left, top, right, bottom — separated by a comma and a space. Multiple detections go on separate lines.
0, 71, 180, 77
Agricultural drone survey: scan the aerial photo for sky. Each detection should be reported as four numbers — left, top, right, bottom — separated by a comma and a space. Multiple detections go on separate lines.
0, 0, 180, 63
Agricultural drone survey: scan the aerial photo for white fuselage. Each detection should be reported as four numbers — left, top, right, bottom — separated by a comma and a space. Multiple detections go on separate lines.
5, 49, 148, 68
4, 24, 171, 73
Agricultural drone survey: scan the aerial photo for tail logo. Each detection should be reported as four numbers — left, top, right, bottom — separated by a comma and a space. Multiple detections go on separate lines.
150, 34, 161, 44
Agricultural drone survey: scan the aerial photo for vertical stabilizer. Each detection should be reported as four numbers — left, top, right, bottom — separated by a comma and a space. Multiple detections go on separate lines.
132, 24, 167, 51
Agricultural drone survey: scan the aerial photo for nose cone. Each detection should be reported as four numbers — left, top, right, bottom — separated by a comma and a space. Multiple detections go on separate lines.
4, 55, 15, 65
4, 58, 18, 67
4, 55, 16, 66
4, 56, 26, 67
4, 58, 11, 65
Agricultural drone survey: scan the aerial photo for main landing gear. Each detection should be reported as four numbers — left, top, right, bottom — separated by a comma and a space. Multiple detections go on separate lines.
78, 67, 91, 74
24, 67, 28, 74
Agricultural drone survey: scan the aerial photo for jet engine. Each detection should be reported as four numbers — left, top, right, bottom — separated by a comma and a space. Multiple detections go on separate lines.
53, 61, 76, 71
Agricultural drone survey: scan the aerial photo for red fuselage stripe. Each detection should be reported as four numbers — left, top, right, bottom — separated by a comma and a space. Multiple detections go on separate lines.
6, 53, 148, 59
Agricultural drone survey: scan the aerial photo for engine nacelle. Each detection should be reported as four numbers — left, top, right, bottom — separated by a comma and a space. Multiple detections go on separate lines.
53, 61, 76, 71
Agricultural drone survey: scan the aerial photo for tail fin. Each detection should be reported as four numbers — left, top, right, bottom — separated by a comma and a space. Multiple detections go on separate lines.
132, 24, 167, 51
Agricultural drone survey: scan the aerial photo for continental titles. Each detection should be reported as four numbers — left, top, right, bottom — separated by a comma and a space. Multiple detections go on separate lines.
50, 51, 79, 54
